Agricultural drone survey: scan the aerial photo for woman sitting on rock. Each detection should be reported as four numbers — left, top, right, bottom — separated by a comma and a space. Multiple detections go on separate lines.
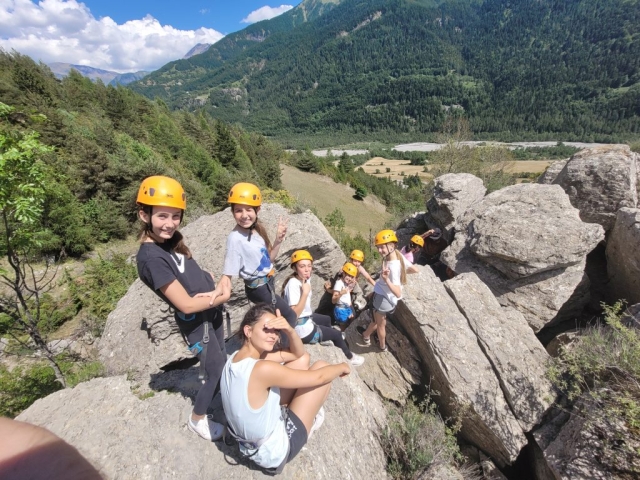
221, 303, 351, 474
135, 176, 230, 442
283, 251, 364, 366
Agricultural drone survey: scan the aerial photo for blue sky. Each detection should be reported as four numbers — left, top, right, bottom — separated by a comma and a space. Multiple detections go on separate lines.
0, 0, 303, 72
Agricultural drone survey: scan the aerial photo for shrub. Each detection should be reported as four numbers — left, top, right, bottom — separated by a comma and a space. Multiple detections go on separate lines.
262, 188, 297, 209
0, 363, 63, 417
381, 398, 462, 479
355, 186, 368, 199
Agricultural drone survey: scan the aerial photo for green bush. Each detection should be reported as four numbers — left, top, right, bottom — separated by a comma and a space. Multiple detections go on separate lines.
547, 301, 640, 430
0, 364, 63, 417
57, 354, 105, 388
382, 398, 463, 479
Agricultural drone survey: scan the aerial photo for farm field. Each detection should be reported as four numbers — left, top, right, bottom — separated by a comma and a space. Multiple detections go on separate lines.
280, 164, 391, 237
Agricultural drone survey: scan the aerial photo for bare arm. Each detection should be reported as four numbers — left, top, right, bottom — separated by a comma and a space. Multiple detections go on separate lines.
331, 288, 348, 304
261, 312, 306, 361
254, 359, 350, 391
358, 265, 376, 286
160, 279, 230, 314
287, 280, 310, 317
407, 264, 419, 274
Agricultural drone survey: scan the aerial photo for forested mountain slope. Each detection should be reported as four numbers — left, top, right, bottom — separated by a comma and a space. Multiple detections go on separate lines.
132, 0, 640, 142
0, 52, 284, 257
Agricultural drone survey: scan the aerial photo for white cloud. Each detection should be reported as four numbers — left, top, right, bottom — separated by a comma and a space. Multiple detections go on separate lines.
241, 4, 293, 24
0, 0, 225, 72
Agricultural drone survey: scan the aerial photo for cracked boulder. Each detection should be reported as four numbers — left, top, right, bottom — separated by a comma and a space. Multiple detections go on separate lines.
441, 183, 604, 331
606, 208, 640, 305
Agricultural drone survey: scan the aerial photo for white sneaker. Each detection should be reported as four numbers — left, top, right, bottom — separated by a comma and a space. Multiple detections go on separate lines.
319, 340, 334, 346
348, 353, 365, 366
188, 415, 224, 441
309, 406, 325, 439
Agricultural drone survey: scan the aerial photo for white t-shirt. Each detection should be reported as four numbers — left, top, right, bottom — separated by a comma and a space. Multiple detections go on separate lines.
373, 253, 411, 307
283, 276, 314, 338
333, 278, 352, 306
223, 227, 273, 280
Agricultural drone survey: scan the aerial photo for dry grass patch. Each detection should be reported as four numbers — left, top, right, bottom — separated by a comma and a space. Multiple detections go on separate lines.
361, 157, 432, 181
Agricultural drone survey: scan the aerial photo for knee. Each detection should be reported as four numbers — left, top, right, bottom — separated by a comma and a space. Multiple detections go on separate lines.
299, 352, 311, 368
310, 360, 330, 370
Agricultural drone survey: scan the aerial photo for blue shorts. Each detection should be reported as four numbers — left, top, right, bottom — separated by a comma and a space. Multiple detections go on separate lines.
334, 305, 354, 323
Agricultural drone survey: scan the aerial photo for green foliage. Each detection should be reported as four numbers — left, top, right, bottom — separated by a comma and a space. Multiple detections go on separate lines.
548, 301, 640, 430
338, 231, 379, 273
354, 185, 368, 199
134, 0, 640, 142
0, 364, 63, 418
323, 207, 346, 241
0, 51, 286, 257
67, 254, 138, 336
382, 397, 463, 479
262, 188, 297, 209
511, 143, 580, 160
56, 354, 105, 388
630, 142, 640, 153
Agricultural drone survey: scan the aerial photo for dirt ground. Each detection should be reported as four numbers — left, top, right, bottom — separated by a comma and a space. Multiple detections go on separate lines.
280, 164, 391, 236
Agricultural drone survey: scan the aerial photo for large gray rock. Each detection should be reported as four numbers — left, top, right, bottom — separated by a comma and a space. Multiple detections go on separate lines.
98, 204, 346, 391
548, 145, 639, 231
18, 346, 389, 480
606, 208, 640, 305
537, 159, 568, 184
393, 266, 526, 467
444, 273, 554, 431
441, 184, 604, 331
425, 173, 486, 242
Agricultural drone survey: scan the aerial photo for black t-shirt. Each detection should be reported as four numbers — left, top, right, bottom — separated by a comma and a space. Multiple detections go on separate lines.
137, 241, 217, 331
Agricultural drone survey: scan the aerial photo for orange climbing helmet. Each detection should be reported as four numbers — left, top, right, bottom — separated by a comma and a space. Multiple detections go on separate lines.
374, 229, 398, 246
410, 235, 425, 247
228, 182, 262, 207
350, 250, 365, 262
342, 262, 358, 277
291, 250, 313, 264
137, 176, 186, 210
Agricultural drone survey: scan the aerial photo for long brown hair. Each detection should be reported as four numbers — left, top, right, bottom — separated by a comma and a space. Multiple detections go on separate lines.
252, 219, 272, 252
236, 303, 276, 342
138, 205, 192, 258
384, 247, 406, 285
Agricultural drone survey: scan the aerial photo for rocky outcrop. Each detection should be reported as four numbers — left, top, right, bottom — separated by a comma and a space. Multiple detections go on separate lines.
18, 345, 389, 480
444, 273, 554, 431
540, 145, 639, 232
425, 173, 486, 242
98, 204, 347, 391
441, 183, 604, 331
537, 159, 568, 184
606, 208, 640, 305
394, 266, 527, 467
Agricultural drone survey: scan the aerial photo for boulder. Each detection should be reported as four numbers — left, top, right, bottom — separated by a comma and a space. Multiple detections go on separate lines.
606, 208, 640, 305
547, 145, 639, 231
396, 211, 429, 247
444, 273, 554, 431
98, 204, 346, 391
393, 266, 527, 467
18, 345, 389, 480
537, 159, 567, 184
425, 173, 486, 242
441, 184, 604, 331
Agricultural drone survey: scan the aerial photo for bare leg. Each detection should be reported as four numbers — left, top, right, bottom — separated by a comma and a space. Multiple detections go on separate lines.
374, 310, 387, 349
280, 352, 311, 406
362, 319, 378, 340
288, 361, 332, 433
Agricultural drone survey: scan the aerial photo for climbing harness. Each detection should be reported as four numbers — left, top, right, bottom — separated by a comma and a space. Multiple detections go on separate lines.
178, 310, 210, 383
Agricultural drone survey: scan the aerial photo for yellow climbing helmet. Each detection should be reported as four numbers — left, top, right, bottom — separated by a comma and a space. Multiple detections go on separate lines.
374, 229, 398, 246
137, 176, 186, 210
410, 235, 425, 247
291, 250, 313, 264
342, 262, 358, 277
350, 250, 365, 262
228, 182, 262, 207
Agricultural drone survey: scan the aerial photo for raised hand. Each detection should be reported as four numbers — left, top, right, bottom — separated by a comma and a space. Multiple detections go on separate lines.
275, 216, 289, 243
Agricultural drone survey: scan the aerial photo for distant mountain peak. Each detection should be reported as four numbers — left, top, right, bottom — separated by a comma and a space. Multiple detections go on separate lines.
184, 43, 212, 59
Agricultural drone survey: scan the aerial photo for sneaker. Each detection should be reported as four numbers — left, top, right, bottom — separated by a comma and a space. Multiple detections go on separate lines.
356, 325, 371, 346
341, 332, 346, 340
319, 340, 334, 346
380, 345, 388, 353
188, 415, 224, 441
309, 406, 325, 439
348, 353, 365, 366
331, 325, 342, 331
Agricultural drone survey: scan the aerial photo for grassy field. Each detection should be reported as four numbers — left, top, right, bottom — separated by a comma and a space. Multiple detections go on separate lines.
504, 160, 552, 173
280, 164, 391, 237
361, 157, 433, 181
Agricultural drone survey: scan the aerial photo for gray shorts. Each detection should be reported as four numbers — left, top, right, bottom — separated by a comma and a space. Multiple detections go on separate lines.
372, 292, 396, 314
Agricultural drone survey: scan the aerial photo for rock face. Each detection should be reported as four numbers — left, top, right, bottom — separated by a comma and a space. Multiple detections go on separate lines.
539, 145, 639, 232
425, 173, 486, 242
606, 208, 640, 305
441, 183, 604, 331
537, 159, 568, 184
443, 273, 554, 431
98, 204, 347, 391
393, 266, 527, 467
18, 345, 389, 480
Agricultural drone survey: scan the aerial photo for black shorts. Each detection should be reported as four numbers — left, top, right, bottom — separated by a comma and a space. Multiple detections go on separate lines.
285, 409, 308, 463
